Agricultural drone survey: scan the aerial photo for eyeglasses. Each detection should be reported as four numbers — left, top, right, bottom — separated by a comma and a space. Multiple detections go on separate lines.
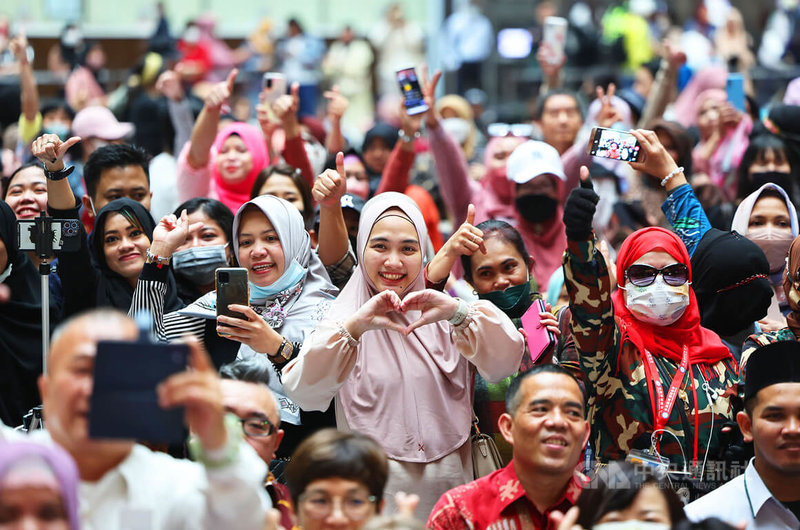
487, 122, 534, 138
237, 416, 275, 438
625, 263, 689, 287
299, 492, 377, 520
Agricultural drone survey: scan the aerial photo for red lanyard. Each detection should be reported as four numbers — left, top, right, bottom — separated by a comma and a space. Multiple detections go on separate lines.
643, 345, 689, 433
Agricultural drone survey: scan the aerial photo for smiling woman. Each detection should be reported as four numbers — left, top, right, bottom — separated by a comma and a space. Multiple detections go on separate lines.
2, 163, 48, 220
282, 192, 525, 517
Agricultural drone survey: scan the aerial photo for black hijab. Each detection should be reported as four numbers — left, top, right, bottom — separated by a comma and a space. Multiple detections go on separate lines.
691, 228, 772, 337
0, 201, 60, 426
87, 198, 182, 313
362, 122, 399, 196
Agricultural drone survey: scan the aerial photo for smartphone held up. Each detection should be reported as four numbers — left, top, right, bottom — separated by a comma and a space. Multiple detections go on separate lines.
396, 67, 429, 116
587, 127, 644, 163
216, 268, 249, 336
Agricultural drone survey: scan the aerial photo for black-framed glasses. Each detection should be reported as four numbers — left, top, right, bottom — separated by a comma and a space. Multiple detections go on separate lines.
299, 491, 377, 520
625, 263, 689, 287
237, 416, 275, 438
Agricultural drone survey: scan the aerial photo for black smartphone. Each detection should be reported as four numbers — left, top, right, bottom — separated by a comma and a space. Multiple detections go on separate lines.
587, 127, 643, 163
216, 267, 249, 326
89, 341, 189, 444
396, 67, 429, 116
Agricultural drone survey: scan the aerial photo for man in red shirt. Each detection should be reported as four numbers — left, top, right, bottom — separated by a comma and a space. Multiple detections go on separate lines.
427, 365, 590, 529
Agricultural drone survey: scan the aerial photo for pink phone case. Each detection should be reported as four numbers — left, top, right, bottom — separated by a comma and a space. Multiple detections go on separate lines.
520, 299, 557, 364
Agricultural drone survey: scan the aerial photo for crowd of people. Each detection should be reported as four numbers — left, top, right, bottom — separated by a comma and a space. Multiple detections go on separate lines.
1, 1, 800, 529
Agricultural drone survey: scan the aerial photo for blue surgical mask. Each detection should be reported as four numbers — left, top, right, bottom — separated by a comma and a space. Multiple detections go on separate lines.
172, 244, 229, 286
249, 259, 306, 301
42, 122, 70, 142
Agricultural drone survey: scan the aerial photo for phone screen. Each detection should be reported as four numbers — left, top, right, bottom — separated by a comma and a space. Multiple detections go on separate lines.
396, 68, 429, 115
726, 73, 745, 113
589, 128, 642, 162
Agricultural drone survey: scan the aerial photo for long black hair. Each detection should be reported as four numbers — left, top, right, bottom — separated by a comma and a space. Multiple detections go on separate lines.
173, 197, 234, 245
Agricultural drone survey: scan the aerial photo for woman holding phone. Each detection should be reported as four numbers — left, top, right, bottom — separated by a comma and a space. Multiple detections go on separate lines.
281, 192, 525, 517
562, 131, 739, 468
128, 194, 339, 457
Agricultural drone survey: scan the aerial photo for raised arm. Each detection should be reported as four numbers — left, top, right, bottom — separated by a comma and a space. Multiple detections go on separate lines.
637, 41, 686, 128
11, 32, 39, 137
155, 70, 195, 155
562, 167, 621, 383
186, 69, 237, 169
629, 129, 710, 256
274, 83, 315, 185
313, 152, 350, 266
323, 86, 348, 155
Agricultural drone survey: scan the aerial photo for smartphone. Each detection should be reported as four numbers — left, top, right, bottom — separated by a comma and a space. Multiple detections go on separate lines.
542, 16, 568, 65
89, 341, 189, 444
262, 72, 287, 103
587, 127, 643, 163
726, 73, 745, 113
520, 299, 557, 364
17, 217, 82, 253
216, 268, 249, 327
396, 67, 429, 116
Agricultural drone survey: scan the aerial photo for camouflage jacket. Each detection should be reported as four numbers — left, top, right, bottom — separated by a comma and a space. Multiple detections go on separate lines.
739, 327, 797, 383
564, 238, 739, 466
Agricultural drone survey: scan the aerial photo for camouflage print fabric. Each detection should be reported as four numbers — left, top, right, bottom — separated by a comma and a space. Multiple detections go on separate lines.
563, 238, 739, 467
739, 327, 797, 388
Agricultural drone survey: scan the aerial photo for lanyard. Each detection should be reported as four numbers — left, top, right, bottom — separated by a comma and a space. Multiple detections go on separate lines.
643, 345, 689, 433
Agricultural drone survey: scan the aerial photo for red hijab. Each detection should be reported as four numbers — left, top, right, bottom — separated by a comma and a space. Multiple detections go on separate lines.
612, 227, 732, 366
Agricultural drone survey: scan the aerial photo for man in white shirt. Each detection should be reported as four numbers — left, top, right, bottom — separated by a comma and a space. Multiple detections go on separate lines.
685, 341, 800, 528
1, 308, 269, 530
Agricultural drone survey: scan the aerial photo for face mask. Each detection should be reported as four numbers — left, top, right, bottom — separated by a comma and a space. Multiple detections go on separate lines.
477, 278, 531, 318
441, 117, 471, 145
747, 227, 794, 274
515, 194, 558, 224
172, 244, 228, 286
593, 522, 670, 530
42, 122, 70, 142
249, 259, 306, 301
750, 171, 792, 192
0, 263, 13, 283
623, 275, 690, 326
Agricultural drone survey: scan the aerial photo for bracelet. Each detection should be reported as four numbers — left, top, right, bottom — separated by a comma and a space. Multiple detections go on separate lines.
448, 298, 469, 326
660, 166, 684, 187
145, 248, 171, 268
43, 165, 75, 182
398, 129, 421, 143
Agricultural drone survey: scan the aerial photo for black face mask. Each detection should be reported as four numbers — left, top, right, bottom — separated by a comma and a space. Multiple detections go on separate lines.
750, 171, 792, 192
515, 194, 558, 224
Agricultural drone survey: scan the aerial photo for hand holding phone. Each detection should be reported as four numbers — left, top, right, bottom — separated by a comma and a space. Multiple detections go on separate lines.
587, 127, 643, 163
520, 299, 557, 364
262, 72, 287, 104
216, 268, 249, 325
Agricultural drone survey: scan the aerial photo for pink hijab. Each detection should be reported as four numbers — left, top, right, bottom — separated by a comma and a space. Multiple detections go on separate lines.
209, 122, 269, 212
330, 192, 472, 463
672, 66, 727, 128
477, 136, 527, 223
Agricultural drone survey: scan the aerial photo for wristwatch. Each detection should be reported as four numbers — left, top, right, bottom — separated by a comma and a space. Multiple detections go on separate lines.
268, 337, 293, 363
44, 165, 75, 181
398, 129, 421, 143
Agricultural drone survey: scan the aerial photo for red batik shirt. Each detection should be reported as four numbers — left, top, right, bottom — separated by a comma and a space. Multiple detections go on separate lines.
427, 461, 586, 530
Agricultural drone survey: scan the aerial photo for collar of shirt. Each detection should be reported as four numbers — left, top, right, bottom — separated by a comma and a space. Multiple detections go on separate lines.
495, 461, 587, 516
744, 457, 799, 524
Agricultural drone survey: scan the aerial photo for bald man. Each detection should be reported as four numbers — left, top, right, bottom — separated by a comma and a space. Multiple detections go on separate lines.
1, 308, 269, 530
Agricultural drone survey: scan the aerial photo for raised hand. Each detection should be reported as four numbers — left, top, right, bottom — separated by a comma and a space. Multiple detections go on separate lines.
273, 82, 300, 126
155, 70, 185, 102
31, 134, 81, 172
628, 129, 685, 187
562, 166, 599, 241
419, 64, 442, 130
344, 290, 406, 339
9, 30, 29, 64
205, 68, 238, 111
313, 152, 347, 207
157, 336, 227, 451
444, 204, 486, 258
151, 210, 203, 257
323, 85, 349, 122
594, 84, 624, 129
549, 506, 583, 530
401, 289, 461, 334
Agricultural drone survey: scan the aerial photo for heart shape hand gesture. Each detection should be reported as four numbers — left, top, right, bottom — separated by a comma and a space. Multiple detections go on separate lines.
344, 289, 461, 339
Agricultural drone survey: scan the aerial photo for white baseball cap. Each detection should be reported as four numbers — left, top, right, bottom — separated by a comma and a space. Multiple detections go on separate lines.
506, 140, 566, 184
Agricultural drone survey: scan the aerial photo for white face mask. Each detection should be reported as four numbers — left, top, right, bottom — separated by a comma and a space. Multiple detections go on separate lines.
594, 522, 670, 530
623, 275, 690, 326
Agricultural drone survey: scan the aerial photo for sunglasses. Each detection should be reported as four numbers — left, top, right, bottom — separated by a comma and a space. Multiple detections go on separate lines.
625, 263, 689, 287
487, 122, 534, 138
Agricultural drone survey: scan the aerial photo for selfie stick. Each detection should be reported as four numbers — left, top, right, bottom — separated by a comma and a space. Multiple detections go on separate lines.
32, 212, 54, 374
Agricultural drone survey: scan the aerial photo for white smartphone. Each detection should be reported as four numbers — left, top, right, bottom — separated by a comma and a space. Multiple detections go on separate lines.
262, 73, 287, 103
542, 16, 568, 65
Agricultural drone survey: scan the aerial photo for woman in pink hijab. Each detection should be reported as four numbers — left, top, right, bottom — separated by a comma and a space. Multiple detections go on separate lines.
282, 192, 524, 518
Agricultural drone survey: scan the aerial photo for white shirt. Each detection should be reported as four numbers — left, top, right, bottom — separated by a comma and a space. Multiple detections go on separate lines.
685, 459, 800, 529
1, 421, 270, 530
